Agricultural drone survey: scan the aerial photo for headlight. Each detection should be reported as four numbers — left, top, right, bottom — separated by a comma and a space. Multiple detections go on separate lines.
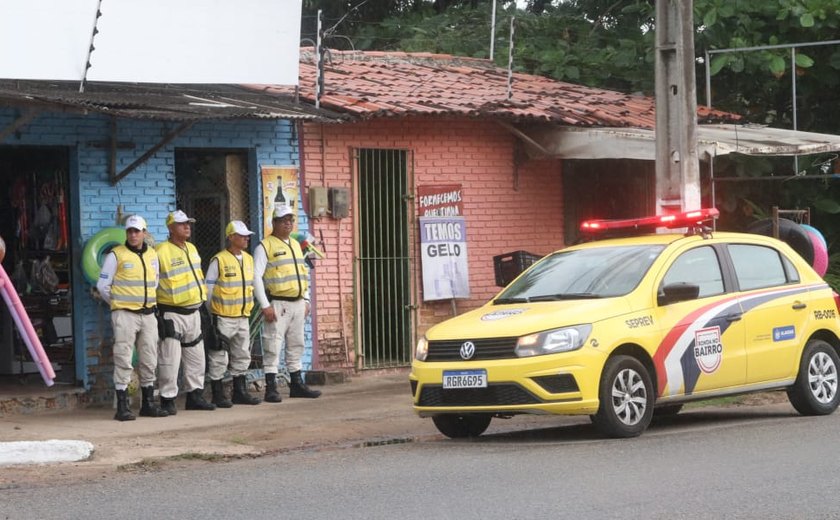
515, 324, 592, 357
415, 336, 429, 361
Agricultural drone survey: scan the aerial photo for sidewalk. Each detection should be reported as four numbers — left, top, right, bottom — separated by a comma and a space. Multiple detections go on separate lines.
0, 370, 446, 484
0, 371, 796, 488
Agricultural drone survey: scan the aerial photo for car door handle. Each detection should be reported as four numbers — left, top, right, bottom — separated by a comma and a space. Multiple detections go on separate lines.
726, 313, 742, 322
792, 302, 807, 310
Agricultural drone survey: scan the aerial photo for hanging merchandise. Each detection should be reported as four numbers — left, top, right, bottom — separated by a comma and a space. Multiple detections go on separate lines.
35, 180, 59, 250
56, 172, 69, 251
30, 256, 59, 294
10, 178, 28, 246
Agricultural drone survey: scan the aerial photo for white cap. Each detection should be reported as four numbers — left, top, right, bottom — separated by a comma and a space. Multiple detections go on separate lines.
166, 210, 196, 226
226, 220, 254, 237
273, 205, 294, 219
125, 215, 147, 231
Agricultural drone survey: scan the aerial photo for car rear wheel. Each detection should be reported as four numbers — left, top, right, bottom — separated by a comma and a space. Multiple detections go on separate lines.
787, 339, 840, 416
592, 356, 654, 438
432, 414, 492, 439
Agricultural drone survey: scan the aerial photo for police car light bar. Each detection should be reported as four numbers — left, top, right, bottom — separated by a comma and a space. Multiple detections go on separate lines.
580, 208, 719, 233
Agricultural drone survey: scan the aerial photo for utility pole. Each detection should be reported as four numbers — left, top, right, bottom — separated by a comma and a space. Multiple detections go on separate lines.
654, 0, 700, 213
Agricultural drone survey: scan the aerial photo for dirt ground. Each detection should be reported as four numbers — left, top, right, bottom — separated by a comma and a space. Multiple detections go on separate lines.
0, 372, 796, 489
0, 372, 439, 488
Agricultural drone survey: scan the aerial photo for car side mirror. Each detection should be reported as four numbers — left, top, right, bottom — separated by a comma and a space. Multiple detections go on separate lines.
658, 282, 700, 305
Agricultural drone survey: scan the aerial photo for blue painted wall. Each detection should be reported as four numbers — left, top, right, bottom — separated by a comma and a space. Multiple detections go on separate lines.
0, 108, 311, 399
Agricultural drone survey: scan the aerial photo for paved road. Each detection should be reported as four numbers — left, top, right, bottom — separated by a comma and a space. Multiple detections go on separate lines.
2, 404, 838, 519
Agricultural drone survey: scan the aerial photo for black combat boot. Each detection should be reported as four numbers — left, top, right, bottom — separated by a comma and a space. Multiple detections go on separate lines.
114, 389, 136, 422
160, 396, 177, 416
232, 375, 261, 405
139, 386, 169, 417
289, 371, 322, 398
210, 379, 233, 408
264, 373, 282, 403
185, 388, 216, 411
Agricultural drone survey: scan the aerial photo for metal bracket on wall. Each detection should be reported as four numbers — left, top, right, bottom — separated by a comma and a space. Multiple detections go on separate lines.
109, 119, 196, 185
495, 120, 550, 158
0, 109, 39, 144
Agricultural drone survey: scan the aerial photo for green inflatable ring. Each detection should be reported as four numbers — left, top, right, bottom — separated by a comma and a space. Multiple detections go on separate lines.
82, 227, 125, 284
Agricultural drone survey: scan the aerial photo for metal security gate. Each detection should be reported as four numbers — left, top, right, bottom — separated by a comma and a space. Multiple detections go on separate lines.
356, 149, 413, 369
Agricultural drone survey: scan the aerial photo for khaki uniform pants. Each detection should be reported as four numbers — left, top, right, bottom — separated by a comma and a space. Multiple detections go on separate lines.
260, 299, 305, 374
207, 316, 252, 379
111, 310, 158, 390
158, 310, 206, 398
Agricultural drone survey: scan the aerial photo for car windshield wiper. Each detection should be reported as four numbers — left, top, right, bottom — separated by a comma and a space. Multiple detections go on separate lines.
528, 293, 602, 301
493, 297, 530, 305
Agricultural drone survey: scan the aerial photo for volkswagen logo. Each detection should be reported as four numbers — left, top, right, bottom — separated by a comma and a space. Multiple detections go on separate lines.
459, 341, 476, 360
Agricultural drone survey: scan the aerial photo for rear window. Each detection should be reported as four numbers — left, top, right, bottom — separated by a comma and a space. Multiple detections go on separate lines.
729, 244, 789, 290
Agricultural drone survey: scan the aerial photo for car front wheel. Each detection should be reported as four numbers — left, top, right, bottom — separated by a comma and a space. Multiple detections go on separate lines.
432, 414, 492, 439
787, 339, 840, 416
592, 355, 654, 438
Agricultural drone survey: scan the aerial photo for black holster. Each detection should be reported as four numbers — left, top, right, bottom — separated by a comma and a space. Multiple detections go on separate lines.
199, 306, 217, 350
156, 312, 181, 342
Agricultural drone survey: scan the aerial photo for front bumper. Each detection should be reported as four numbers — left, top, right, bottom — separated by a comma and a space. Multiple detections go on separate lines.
410, 347, 606, 417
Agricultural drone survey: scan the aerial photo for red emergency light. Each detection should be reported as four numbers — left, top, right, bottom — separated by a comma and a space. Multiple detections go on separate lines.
580, 208, 719, 233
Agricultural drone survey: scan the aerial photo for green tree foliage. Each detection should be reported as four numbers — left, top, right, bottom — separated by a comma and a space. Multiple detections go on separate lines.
696, 0, 840, 133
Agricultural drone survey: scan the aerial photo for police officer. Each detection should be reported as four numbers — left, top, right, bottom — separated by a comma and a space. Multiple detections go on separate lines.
204, 221, 261, 407
156, 210, 215, 413
253, 205, 321, 401
96, 215, 168, 421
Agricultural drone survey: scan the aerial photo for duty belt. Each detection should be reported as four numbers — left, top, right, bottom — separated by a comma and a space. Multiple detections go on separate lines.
158, 304, 199, 315
269, 295, 302, 302
125, 306, 156, 315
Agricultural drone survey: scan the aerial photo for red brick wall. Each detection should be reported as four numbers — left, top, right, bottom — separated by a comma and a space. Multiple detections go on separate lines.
301, 117, 564, 370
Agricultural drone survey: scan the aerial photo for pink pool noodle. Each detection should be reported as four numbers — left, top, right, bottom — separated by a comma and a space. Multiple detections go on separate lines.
0, 262, 55, 386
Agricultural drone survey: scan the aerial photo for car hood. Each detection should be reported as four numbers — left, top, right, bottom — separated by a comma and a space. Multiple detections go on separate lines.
426, 298, 633, 340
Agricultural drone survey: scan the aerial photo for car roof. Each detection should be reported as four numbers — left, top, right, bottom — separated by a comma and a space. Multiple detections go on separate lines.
565, 231, 782, 251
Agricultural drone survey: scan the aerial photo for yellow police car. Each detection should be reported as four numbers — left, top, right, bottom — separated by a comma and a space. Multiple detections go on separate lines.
410, 209, 840, 438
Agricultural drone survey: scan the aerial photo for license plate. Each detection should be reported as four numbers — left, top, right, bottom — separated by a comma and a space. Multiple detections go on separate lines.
442, 370, 487, 389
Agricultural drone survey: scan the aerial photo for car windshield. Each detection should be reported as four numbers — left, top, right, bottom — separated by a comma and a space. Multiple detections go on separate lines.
494, 244, 665, 303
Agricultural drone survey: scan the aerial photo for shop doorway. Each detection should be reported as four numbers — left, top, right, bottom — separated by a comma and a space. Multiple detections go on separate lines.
174, 149, 251, 269
0, 146, 74, 384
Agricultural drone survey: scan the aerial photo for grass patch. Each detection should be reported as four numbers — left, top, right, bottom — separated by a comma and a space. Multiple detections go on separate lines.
685, 396, 744, 408
117, 458, 164, 472
685, 391, 788, 409
228, 436, 248, 445
168, 452, 225, 462
117, 452, 227, 472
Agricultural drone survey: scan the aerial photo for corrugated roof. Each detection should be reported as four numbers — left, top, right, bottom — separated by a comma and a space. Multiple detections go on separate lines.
246, 50, 738, 128
0, 80, 332, 121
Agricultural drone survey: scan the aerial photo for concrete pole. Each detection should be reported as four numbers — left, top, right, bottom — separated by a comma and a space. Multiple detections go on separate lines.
654, 0, 701, 213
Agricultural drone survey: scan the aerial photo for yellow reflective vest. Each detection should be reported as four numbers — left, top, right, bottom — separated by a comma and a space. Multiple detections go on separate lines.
110, 244, 157, 311
156, 240, 205, 307
260, 235, 308, 299
209, 250, 255, 318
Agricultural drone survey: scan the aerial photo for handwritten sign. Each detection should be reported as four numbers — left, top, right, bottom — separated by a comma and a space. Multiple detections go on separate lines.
417, 184, 463, 217
419, 216, 470, 301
